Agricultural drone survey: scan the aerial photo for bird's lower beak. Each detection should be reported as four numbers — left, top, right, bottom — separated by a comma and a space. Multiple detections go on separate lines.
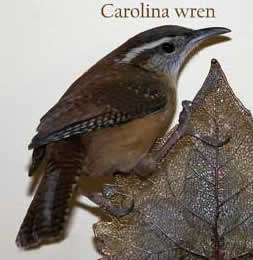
188, 27, 231, 45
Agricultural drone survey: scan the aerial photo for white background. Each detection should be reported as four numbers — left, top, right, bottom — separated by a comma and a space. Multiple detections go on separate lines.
1, 1, 252, 259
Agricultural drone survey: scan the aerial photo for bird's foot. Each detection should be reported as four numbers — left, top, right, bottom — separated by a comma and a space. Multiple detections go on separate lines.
133, 154, 158, 178
186, 130, 230, 147
82, 190, 134, 217
153, 100, 230, 162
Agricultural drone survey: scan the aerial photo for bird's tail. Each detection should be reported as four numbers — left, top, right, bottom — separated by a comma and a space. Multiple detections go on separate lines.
16, 166, 79, 249
16, 140, 82, 249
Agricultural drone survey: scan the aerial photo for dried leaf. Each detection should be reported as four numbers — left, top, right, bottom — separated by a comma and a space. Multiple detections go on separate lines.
94, 60, 253, 260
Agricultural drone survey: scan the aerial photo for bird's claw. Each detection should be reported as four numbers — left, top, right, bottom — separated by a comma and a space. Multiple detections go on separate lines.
186, 130, 231, 147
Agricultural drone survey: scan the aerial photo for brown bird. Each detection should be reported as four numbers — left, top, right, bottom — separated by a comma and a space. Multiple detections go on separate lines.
16, 25, 230, 249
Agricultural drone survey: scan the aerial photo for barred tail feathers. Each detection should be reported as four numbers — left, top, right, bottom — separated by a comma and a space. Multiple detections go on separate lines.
16, 163, 80, 249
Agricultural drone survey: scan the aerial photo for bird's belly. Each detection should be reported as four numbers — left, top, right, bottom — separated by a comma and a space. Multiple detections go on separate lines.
82, 108, 173, 176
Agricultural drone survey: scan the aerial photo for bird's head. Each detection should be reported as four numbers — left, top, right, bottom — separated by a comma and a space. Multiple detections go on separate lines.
117, 25, 231, 83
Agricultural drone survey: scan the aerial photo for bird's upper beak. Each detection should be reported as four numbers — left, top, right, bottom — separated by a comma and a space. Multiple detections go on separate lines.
170, 27, 231, 81
187, 27, 231, 45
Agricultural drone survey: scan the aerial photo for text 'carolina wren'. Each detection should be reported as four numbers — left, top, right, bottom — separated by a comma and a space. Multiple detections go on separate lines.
16, 25, 230, 249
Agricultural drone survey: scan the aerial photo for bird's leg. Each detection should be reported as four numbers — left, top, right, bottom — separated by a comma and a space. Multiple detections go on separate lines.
180, 101, 231, 147
154, 100, 193, 162
133, 101, 195, 176
82, 188, 134, 217
153, 100, 230, 163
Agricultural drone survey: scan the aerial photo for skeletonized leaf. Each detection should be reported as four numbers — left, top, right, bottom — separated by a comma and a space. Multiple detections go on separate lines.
94, 60, 253, 260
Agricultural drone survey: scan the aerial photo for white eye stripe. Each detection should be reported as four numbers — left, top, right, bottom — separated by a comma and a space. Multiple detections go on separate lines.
120, 37, 172, 63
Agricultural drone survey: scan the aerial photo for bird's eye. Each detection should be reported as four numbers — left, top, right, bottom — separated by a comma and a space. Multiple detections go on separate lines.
161, 42, 175, 53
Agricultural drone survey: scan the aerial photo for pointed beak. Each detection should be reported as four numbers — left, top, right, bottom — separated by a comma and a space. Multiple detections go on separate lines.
188, 27, 231, 44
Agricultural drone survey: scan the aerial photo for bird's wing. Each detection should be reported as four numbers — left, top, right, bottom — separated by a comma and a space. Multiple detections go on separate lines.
29, 69, 169, 149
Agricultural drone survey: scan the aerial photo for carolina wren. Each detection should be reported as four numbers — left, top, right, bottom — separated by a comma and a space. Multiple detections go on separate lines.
16, 25, 230, 249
